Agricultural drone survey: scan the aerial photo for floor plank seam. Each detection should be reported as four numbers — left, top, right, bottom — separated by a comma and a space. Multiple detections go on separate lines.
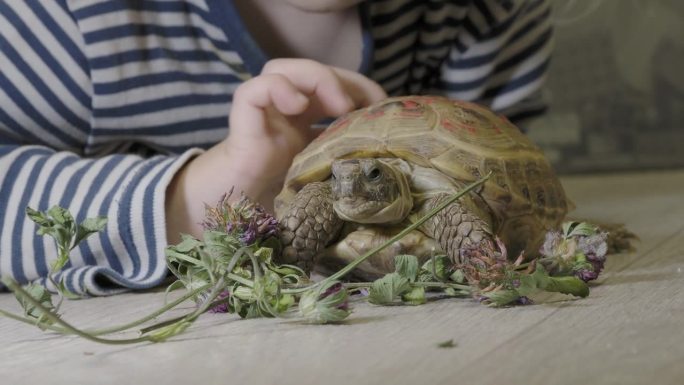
605, 223, 684, 277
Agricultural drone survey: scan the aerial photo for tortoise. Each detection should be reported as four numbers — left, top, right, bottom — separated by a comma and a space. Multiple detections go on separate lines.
274, 95, 569, 279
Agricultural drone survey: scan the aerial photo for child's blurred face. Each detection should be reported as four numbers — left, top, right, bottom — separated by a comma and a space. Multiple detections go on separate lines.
283, 0, 364, 12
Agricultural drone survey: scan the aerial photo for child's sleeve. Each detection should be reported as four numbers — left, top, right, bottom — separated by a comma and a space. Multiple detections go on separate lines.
0, 137, 201, 296
0, 1, 203, 295
437, 0, 553, 123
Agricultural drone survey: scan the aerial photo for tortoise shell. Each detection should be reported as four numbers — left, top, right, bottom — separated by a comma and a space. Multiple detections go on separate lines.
275, 96, 569, 251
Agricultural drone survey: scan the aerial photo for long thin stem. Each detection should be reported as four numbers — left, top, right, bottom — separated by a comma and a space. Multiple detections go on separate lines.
325, 174, 491, 283
86, 284, 210, 335
4, 278, 152, 345
226, 272, 254, 287
187, 277, 226, 322
0, 308, 67, 332
288, 173, 492, 294
138, 287, 232, 334
245, 248, 263, 280
0, 284, 208, 336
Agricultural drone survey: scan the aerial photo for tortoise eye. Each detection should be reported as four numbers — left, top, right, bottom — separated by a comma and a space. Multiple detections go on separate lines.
367, 168, 381, 181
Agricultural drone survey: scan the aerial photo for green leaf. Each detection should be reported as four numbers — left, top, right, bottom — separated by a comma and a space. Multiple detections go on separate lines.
273, 293, 295, 314
368, 272, 410, 305
529, 264, 590, 298
401, 286, 426, 305
50, 253, 71, 273
174, 234, 203, 253
298, 282, 351, 324
146, 320, 192, 342
203, 231, 239, 259
254, 246, 273, 263
25, 207, 52, 227
437, 339, 457, 348
79, 216, 108, 232
543, 276, 590, 298
165, 248, 196, 264
420, 255, 451, 281
14, 283, 57, 325
243, 303, 263, 319
449, 269, 466, 284
25, 206, 98, 277
516, 274, 540, 297
394, 254, 419, 282
563, 221, 598, 239
73, 216, 108, 247
482, 289, 521, 307
444, 287, 458, 297
47, 206, 75, 228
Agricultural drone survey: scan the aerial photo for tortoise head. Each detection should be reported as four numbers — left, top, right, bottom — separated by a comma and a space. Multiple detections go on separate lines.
331, 158, 413, 224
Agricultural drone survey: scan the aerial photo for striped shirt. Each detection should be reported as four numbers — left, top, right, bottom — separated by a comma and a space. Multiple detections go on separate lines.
0, 0, 553, 295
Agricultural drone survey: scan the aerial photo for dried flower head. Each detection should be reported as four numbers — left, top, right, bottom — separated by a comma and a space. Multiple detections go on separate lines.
208, 290, 231, 313
459, 238, 524, 291
202, 189, 279, 245
298, 281, 351, 324
194, 289, 232, 313
540, 232, 576, 262
539, 222, 609, 282
458, 238, 528, 306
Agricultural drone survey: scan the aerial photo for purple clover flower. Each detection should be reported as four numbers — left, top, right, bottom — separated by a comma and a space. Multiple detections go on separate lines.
540, 223, 610, 282
578, 233, 608, 263
574, 268, 599, 282
202, 191, 279, 246
238, 220, 258, 245
208, 290, 231, 313
298, 281, 351, 323
321, 282, 350, 311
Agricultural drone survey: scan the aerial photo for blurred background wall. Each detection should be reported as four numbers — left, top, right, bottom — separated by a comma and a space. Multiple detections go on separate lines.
527, 0, 683, 173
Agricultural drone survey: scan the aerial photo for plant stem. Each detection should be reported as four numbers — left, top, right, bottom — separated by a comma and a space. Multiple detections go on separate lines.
4, 278, 152, 345
187, 277, 226, 322
226, 273, 253, 287
288, 173, 492, 294
86, 284, 210, 335
0, 308, 68, 332
515, 256, 556, 271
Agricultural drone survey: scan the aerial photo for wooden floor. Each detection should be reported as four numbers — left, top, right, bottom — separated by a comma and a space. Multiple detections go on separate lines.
1, 169, 683, 385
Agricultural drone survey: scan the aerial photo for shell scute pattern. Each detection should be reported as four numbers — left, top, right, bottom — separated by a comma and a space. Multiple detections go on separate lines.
277, 96, 568, 241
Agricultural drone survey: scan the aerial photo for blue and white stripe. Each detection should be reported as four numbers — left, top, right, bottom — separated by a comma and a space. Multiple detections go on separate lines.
1, 0, 553, 295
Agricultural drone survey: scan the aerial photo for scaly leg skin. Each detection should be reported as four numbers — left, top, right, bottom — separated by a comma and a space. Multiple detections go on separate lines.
418, 192, 495, 264
278, 182, 344, 271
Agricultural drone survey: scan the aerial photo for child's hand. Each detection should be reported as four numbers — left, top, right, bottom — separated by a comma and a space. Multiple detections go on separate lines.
166, 59, 386, 242
225, 58, 387, 187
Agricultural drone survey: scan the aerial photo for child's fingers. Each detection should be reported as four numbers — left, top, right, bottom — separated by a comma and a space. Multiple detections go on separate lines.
331, 66, 387, 107
261, 59, 385, 116
230, 73, 310, 137
261, 59, 352, 116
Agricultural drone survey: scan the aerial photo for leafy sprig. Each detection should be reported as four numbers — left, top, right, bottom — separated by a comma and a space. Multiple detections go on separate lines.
26, 206, 107, 273
13, 207, 108, 325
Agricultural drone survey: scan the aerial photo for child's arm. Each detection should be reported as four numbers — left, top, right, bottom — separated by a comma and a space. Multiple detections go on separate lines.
165, 59, 386, 243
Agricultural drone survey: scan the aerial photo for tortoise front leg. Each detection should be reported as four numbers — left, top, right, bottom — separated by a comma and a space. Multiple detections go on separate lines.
278, 182, 344, 271
418, 192, 495, 264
